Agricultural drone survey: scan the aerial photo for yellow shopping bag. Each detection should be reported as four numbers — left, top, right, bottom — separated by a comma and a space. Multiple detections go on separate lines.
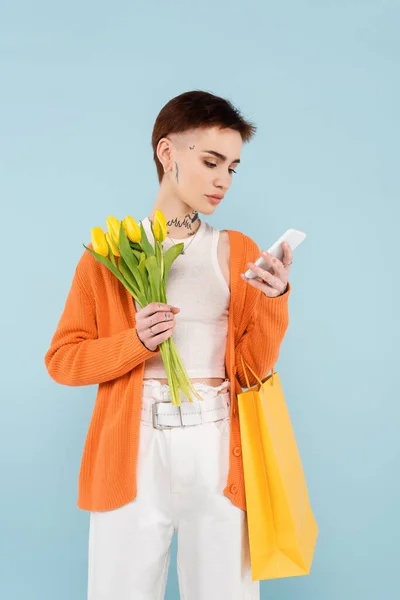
237, 355, 318, 581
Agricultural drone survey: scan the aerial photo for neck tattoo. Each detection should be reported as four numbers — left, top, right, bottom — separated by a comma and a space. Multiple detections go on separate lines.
167, 211, 199, 236
165, 211, 201, 255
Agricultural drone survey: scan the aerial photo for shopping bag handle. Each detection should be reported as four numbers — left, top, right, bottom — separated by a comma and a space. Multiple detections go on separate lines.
240, 354, 275, 389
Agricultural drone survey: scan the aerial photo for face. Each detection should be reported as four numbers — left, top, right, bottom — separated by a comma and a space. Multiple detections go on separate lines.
158, 126, 243, 215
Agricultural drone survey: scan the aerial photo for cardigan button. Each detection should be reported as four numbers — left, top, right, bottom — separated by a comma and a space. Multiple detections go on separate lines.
230, 483, 238, 494
233, 446, 242, 457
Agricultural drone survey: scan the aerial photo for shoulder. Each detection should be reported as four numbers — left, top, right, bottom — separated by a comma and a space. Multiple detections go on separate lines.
219, 229, 230, 257
220, 229, 260, 261
75, 242, 108, 292
76, 242, 100, 274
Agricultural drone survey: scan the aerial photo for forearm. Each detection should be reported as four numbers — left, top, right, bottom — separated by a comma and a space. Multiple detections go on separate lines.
45, 326, 158, 386
44, 266, 159, 386
235, 283, 291, 388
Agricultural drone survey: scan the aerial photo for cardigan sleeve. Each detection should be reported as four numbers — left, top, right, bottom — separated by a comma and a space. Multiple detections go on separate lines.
234, 281, 291, 389
44, 255, 159, 387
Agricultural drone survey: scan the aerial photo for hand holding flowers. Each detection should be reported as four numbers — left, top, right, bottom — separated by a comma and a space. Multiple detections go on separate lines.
83, 210, 203, 405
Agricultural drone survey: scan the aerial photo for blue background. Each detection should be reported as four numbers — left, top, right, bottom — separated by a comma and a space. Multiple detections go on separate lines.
1, 1, 399, 598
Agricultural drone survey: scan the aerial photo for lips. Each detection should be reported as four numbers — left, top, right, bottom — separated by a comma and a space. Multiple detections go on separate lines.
206, 195, 224, 205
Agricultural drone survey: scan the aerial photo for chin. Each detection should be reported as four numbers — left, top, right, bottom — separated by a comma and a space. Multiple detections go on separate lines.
200, 205, 215, 215
202, 199, 220, 214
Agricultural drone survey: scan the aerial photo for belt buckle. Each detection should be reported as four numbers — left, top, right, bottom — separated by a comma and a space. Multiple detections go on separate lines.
152, 402, 184, 430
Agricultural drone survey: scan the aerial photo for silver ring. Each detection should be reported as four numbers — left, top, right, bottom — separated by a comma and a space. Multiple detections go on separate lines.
283, 261, 292, 267
149, 325, 155, 335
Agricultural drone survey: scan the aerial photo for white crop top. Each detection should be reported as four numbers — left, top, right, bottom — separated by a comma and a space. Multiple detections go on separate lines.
134, 216, 230, 378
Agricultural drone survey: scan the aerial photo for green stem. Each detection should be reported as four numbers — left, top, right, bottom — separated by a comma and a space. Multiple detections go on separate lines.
155, 238, 202, 404
160, 338, 180, 405
169, 339, 203, 402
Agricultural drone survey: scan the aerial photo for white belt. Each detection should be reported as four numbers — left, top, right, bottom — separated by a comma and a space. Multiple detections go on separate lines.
141, 392, 231, 430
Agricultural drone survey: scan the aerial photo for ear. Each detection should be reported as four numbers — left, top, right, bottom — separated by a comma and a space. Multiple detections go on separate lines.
157, 137, 173, 173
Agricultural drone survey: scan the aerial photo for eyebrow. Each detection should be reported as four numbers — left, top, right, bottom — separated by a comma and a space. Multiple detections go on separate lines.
202, 150, 241, 164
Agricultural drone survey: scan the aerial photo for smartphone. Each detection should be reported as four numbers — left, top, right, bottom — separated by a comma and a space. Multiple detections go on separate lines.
244, 228, 306, 279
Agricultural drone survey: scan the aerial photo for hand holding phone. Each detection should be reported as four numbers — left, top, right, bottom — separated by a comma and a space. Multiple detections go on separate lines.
244, 228, 306, 279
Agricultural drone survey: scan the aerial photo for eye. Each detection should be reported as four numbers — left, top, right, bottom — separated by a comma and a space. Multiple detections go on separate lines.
204, 160, 237, 175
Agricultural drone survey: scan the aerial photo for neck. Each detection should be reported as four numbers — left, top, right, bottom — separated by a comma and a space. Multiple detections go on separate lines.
149, 187, 201, 240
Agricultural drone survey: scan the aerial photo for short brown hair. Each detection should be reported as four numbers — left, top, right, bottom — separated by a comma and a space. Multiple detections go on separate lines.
151, 90, 257, 183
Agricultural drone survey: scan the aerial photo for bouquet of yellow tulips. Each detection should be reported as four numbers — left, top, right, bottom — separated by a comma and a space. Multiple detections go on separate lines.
83, 210, 203, 406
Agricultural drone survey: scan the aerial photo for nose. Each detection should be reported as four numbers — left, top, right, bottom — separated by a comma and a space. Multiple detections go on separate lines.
213, 173, 231, 192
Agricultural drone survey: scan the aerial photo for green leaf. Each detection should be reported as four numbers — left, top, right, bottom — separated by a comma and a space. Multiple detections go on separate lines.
118, 257, 147, 307
118, 256, 139, 292
82, 244, 139, 301
108, 242, 117, 268
129, 242, 143, 252
83, 244, 119, 279
138, 252, 150, 299
154, 239, 165, 278
159, 278, 167, 304
163, 243, 184, 280
139, 222, 155, 257
118, 223, 145, 294
145, 255, 161, 302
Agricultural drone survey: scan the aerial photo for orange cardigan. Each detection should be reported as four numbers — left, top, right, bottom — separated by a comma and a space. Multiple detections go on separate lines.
44, 229, 291, 512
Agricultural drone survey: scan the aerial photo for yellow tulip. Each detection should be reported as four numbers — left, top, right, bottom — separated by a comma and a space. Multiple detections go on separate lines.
153, 209, 167, 242
91, 227, 109, 257
106, 215, 122, 246
122, 216, 141, 243
105, 231, 120, 256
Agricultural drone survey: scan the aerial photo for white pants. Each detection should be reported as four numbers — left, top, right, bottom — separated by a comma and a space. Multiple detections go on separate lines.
87, 380, 260, 600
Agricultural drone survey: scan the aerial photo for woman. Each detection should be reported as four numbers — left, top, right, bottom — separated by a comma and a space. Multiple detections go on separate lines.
45, 90, 292, 600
